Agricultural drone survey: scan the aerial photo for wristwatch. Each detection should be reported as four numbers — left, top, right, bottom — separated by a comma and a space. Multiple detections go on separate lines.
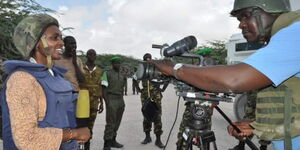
173, 63, 183, 79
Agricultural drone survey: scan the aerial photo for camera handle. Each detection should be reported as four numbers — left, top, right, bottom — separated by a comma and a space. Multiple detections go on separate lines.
214, 106, 259, 150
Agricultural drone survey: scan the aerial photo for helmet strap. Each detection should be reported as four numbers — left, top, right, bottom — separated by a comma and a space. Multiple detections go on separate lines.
46, 55, 53, 68
41, 36, 53, 68
252, 9, 272, 44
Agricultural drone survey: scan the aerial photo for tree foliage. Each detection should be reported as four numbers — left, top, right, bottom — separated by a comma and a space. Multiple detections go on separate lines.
79, 53, 140, 77
77, 40, 227, 78
193, 40, 227, 65
0, 0, 53, 60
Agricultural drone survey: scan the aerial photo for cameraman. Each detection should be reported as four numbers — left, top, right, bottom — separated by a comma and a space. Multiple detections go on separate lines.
137, 53, 169, 148
151, 0, 300, 149
176, 48, 215, 150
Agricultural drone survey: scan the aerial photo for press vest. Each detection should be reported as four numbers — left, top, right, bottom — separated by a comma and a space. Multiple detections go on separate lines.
1, 60, 77, 150
251, 10, 300, 141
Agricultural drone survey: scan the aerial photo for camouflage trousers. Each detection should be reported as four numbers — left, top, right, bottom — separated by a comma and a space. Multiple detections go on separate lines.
104, 94, 125, 140
141, 93, 163, 135
87, 96, 101, 132
176, 102, 213, 150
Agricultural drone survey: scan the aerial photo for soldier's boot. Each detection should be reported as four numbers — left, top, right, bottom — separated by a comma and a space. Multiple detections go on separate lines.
228, 141, 245, 150
260, 145, 267, 150
155, 134, 165, 149
84, 140, 90, 150
141, 132, 152, 144
103, 140, 111, 150
111, 136, 124, 148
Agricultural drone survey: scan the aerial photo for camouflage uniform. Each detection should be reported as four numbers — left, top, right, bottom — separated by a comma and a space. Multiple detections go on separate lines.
80, 65, 103, 131
103, 69, 126, 140
140, 80, 165, 135
243, 91, 257, 121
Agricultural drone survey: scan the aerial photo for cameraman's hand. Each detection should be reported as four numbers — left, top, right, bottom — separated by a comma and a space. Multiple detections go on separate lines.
227, 121, 254, 141
150, 60, 174, 76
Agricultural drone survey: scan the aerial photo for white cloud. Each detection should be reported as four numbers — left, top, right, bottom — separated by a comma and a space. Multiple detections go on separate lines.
58, 5, 68, 12
53, 0, 241, 59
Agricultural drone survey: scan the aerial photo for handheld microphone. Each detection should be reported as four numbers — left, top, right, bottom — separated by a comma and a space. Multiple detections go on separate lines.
163, 36, 197, 57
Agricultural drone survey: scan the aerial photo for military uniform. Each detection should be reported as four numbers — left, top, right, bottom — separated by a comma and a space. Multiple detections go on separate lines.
103, 69, 126, 141
140, 80, 165, 135
80, 65, 103, 131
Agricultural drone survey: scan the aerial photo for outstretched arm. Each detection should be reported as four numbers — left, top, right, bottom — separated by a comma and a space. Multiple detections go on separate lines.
151, 60, 272, 93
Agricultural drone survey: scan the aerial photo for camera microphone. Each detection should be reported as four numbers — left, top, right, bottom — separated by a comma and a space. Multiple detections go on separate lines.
163, 36, 197, 57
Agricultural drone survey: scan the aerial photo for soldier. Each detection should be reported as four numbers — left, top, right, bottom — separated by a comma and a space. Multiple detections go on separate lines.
137, 53, 169, 149
102, 56, 126, 150
54, 36, 85, 93
151, 0, 300, 149
79, 49, 104, 150
176, 48, 215, 150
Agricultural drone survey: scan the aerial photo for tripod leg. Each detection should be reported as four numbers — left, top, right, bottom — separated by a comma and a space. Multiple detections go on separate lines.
198, 136, 205, 150
212, 141, 217, 150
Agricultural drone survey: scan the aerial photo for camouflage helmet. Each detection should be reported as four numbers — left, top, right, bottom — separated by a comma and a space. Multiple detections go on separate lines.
230, 0, 291, 15
13, 14, 59, 58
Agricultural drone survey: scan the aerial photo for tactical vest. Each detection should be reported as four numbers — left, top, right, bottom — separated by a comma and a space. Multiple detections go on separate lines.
251, 10, 300, 142
252, 77, 300, 140
1, 60, 77, 150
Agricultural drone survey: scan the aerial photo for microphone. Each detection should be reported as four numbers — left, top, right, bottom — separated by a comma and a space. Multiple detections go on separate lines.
163, 36, 197, 57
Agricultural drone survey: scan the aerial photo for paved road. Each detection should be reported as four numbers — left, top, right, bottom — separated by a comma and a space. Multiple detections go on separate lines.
0, 79, 274, 150
89, 79, 274, 150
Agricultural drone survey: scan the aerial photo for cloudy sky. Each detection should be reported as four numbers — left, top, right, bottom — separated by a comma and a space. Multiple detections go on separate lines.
36, 0, 300, 59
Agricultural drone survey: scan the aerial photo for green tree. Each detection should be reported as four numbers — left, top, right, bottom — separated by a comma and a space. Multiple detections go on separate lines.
79, 53, 140, 77
194, 40, 227, 65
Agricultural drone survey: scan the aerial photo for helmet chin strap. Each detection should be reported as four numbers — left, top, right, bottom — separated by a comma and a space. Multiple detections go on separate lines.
251, 9, 272, 44
40, 36, 53, 68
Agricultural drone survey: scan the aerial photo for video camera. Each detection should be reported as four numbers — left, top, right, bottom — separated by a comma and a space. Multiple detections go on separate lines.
136, 35, 231, 103
135, 36, 259, 150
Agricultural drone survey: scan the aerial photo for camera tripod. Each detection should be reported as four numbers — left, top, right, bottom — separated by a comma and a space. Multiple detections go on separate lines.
178, 100, 217, 150
176, 92, 259, 150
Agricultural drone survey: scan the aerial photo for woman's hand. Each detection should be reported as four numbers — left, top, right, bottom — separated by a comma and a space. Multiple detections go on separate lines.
73, 127, 91, 142
227, 121, 254, 141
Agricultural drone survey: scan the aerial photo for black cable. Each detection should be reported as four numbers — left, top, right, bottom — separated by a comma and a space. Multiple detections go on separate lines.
163, 96, 181, 150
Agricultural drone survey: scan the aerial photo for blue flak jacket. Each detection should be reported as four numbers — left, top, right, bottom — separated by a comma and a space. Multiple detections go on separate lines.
1, 60, 78, 150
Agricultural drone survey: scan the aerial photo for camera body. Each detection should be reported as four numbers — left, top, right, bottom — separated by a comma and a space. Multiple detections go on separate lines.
136, 36, 233, 131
